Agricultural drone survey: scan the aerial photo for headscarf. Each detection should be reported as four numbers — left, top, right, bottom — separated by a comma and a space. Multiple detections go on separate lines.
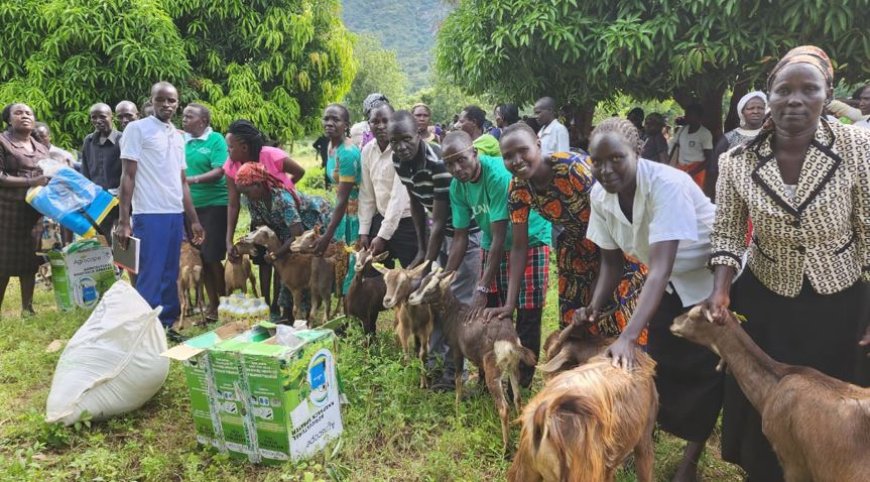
766, 45, 833, 92
236, 162, 283, 190
737, 91, 768, 127
363, 93, 389, 119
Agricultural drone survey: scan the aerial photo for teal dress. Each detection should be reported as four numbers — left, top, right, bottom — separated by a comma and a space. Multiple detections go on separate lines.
327, 140, 362, 293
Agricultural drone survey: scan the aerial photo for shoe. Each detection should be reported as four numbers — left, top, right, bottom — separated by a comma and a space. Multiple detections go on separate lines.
430, 378, 455, 392
166, 328, 187, 343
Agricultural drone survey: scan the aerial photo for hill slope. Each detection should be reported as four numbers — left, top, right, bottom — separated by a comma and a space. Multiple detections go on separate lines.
342, 0, 451, 91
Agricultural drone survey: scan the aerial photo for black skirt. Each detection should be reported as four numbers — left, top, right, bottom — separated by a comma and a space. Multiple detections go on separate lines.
195, 205, 228, 263
647, 289, 724, 442
0, 194, 42, 276
723, 269, 870, 481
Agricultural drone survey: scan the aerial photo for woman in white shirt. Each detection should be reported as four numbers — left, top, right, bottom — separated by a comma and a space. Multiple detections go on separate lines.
578, 117, 723, 482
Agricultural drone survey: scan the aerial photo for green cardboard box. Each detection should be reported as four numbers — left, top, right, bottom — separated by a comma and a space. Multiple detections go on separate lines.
46, 240, 116, 311
240, 329, 343, 464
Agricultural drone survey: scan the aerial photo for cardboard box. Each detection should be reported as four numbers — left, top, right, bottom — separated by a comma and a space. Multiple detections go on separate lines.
162, 324, 343, 465
46, 241, 117, 311
241, 329, 342, 464
161, 323, 250, 450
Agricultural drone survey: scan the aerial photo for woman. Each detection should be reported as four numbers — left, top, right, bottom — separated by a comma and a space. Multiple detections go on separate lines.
235, 163, 331, 259
224, 120, 305, 315
182, 103, 228, 321
705, 46, 870, 482
314, 104, 362, 294
0, 103, 49, 315
640, 113, 669, 164
582, 118, 723, 482
412, 103, 439, 144
706, 92, 767, 199
490, 122, 647, 342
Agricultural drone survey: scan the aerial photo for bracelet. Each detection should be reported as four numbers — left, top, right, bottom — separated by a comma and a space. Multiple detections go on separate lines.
475, 284, 488, 294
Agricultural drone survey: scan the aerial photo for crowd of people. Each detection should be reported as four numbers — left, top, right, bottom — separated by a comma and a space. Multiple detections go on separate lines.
1, 45, 870, 481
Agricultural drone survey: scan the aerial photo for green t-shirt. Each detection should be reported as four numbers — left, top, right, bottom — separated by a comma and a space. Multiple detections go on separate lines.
450, 154, 551, 250
185, 129, 228, 207
473, 133, 501, 157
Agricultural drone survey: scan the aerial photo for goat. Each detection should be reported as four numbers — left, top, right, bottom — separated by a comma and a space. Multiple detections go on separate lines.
540, 312, 618, 381
177, 240, 205, 329
290, 226, 346, 324
373, 260, 434, 388
670, 306, 870, 482
408, 268, 537, 453
343, 246, 389, 337
241, 226, 311, 321
224, 252, 258, 297
508, 346, 657, 482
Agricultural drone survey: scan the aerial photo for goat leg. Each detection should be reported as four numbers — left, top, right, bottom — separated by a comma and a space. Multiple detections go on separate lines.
508, 371, 522, 412
484, 352, 511, 456
417, 334, 429, 389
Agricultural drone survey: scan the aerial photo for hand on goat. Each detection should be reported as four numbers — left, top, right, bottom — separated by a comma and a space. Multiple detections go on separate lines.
484, 304, 514, 322
190, 222, 205, 245
407, 252, 426, 270
605, 333, 638, 371
226, 240, 240, 262
701, 290, 731, 325
313, 235, 330, 257
370, 236, 387, 256
573, 306, 600, 326
358, 235, 370, 250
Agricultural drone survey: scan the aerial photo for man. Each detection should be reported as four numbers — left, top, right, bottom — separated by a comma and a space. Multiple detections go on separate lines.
358, 103, 417, 267
669, 103, 713, 189
441, 131, 551, 387
114, 100, 139, 131
534, 96, 570, 156
33, 122, 77, 167
117, 82, 204, 340
627, 107, 646, 140
454, 105, 500, 156
81, 103, 123, 236
389, 110, 482, 391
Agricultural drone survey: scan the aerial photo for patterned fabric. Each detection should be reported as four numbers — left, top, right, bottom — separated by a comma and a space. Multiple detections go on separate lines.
481, 245, 549, 309
508, 151, 648, 341
247, 188, 332, 243
711, 119, 870, 296
0, 132, 47, 275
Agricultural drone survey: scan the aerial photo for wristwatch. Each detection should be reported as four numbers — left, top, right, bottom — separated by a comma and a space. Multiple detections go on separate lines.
475, 284, 488, 294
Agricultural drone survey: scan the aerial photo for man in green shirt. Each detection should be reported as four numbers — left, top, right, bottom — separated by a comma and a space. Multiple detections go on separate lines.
442, 131, 551, 387
182, 103, 229, 321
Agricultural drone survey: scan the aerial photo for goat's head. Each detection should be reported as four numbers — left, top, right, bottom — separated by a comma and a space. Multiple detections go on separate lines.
290, 225, 321, 253
670, 305, 735, 355
352, 246, 389, 272
540, 323, 615, 378
374, 260, 430, 309
242, 226, 278, 247
408, 268, 455, 306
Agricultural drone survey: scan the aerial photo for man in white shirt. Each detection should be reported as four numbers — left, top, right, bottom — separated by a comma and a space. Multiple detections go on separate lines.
668, 103, 714, 189
117, 82, 203, 337
579, 118, 723, 482
358, 103, 417, 267
534, 96, 570, 156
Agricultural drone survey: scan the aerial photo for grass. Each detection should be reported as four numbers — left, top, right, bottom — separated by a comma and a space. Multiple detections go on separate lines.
0, 145, 745, 481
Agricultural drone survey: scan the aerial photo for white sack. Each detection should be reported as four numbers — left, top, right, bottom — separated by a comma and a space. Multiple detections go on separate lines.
46, 281, 169, 425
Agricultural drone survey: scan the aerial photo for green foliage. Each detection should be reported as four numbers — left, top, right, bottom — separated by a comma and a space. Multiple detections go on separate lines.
0, 0, 355, 149
341, 0, 452, 91
410, 81, 492, 126
436, 0, 870, 109
343, 33, 409, 122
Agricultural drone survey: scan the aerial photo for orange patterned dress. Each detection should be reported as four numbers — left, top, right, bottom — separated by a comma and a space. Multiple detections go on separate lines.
508, 152, 648, 344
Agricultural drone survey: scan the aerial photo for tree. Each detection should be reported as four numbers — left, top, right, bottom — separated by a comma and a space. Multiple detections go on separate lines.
0, 0, 355, 148
436, 0, 870, 136
343, 33, 409, 123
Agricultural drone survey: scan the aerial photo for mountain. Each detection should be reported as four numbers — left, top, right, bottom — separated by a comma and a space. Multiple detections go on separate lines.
341, 0, 452, 91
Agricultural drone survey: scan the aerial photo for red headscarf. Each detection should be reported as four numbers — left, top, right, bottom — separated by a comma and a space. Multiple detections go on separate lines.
235, 162, 283, 190
767, 45, 834, 91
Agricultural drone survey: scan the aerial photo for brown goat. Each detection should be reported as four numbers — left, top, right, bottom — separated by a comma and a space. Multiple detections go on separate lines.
671, 306, 870, 482
224, 254, 258, 297
344, 246, 389, 337
242, 226, 312, 321
408, 268, 537, 453
290, 226, 347, 324
177, 240, 205, 329
540, 321, 617, 381
508, 348, 658, 482
373, 260, 434, 388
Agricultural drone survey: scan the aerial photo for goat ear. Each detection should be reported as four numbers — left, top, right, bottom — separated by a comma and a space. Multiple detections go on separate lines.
343, 245, 356, 254
373, 250, 390, 262
409, 260, 430, 276
540, 350, 570, 374
371, 262, 389, 275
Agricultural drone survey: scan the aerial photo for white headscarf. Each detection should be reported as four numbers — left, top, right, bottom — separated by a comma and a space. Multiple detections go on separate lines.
737, 91, 768, 127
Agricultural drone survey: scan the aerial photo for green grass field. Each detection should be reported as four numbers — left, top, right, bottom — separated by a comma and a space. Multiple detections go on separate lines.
0, 147, 745, 481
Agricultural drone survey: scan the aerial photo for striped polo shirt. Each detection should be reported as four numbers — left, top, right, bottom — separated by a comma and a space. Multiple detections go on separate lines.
393, 141, 478, 235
